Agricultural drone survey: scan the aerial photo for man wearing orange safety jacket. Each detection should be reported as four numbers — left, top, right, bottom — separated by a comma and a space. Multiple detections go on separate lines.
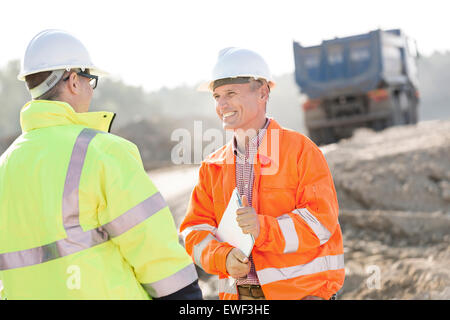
180, 47, 345, 300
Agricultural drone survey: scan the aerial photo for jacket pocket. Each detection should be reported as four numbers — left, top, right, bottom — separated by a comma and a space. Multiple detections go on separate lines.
260, 175, 297, 215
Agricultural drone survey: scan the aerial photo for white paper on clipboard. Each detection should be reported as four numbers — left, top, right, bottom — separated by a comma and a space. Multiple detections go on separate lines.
216, 188, 255, 257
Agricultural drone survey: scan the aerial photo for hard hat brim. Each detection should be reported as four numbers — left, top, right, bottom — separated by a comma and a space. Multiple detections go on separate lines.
197, 78, 276, 92
18, 65, 109, 81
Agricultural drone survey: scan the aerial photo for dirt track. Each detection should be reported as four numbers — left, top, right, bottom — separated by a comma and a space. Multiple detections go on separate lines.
150, 119, 450, 300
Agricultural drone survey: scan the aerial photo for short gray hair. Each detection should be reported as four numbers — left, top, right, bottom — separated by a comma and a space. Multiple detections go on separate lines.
25, 70, 68, 100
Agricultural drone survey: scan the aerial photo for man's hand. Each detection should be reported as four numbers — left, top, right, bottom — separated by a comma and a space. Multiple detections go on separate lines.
226, 248, 250, 278
236, 195, 260, 239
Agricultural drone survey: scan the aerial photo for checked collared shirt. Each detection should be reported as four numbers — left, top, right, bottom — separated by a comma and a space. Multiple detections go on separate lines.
232, 118, 270, 286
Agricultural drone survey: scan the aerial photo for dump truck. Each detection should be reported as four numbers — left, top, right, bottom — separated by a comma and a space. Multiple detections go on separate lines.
293, 29, 420, 145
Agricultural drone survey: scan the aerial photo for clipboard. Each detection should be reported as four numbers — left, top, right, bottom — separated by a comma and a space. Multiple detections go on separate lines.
216, 188, 255, 257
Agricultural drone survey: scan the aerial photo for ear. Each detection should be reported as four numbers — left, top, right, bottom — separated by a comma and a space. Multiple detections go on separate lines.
67, 72, 81, 95
259, 83, 270, 101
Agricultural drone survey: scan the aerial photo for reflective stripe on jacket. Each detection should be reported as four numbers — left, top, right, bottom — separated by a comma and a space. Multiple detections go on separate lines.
0, 100, 197, 299
180, 119, 344, 300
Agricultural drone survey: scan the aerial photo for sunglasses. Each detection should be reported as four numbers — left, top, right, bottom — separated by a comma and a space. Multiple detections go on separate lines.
63, 69, 98, 89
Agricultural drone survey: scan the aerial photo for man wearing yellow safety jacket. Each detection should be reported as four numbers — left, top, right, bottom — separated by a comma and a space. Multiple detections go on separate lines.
0, 29, 202, 300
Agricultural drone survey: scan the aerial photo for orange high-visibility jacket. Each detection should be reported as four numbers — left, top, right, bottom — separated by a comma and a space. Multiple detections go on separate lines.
180, 119, 345, 300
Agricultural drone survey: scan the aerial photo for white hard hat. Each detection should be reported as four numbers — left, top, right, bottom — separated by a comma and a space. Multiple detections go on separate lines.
18, 29, 108, 81
198, 47, 275, 91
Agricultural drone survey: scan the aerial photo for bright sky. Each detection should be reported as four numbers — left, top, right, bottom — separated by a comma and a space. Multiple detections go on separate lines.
1, 0, 449, 92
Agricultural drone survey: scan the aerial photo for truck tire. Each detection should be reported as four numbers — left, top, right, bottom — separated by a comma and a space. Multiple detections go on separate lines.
321, 128, 336, 145
309, 128, 336, 146
308, 128, 323, 145
372, 119, 387, 131
390, 92, 407, 126
410, 105, 418, 124
407, 97, 419, 124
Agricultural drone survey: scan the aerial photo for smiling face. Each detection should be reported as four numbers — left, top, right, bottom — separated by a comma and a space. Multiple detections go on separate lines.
212, 80, 269, 131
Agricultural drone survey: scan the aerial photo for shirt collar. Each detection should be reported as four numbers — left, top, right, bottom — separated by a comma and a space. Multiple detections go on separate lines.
232, 118, 271, 158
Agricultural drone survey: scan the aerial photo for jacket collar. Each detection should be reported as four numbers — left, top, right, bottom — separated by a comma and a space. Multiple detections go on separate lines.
20, 100, 115, 134
205, 117, 282, 170
232, 118, 270, 159
205, 118, 282, 211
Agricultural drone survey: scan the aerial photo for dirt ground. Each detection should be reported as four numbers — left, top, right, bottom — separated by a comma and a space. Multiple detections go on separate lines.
324, 120, 450, 299
160, 119, 450, 300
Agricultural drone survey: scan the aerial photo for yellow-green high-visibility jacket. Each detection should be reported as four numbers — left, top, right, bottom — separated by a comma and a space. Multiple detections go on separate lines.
0, 100, 197, 299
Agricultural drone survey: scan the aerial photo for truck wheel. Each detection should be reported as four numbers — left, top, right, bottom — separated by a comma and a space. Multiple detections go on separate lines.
320, 128, 337, 145
308, 129, 320, 145
400, 91, 419, 125
410, 105, 418, 124
372, 119, 387, 131
308, 129, 323, 145
408, 100, 418, 124
390, 92, 407, 126
308, 128, 336, 146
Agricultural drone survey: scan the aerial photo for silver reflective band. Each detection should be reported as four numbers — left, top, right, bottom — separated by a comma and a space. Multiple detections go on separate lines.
0, 227, 108, 271
294, 208, 331, 245
0, 128, 164, 271
29, 70, 65, 99
0, 239, 65, 270
193, 234, 216, 269
0, 129, 104, 271
63, 128, 100, 235
141, 263, 198, 298
0, 192, 166, 271
277, 214, 299, 253
180, 223, 217, 243
219, 277, 237, 295
103, 192, 167, 238
257, 254, 345, 286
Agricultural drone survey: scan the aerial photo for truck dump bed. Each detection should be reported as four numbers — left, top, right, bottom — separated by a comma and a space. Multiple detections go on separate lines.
293, 29, 417, 99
